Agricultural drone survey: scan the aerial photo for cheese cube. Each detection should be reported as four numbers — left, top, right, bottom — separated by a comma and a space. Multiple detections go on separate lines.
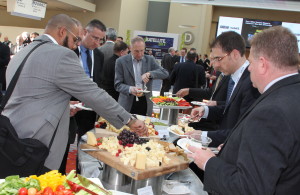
86, 132, 97, 146
135, 153, 147, 169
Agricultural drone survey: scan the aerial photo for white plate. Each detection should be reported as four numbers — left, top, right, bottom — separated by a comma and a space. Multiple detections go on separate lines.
74, 103, 93, 111
167, 127, 188, 137
191, 101, 207, 106
177, 138, 192, 153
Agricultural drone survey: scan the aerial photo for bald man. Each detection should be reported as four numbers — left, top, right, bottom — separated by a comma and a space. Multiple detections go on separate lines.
3, 14, 147, 175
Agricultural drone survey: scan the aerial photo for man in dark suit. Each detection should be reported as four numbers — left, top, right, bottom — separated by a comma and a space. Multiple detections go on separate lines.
0, 41, 10, 91
170, 51, 206, 102
190, 31, 260, 147
100, 41, 129, 101
160, 47, 176, 96
73, 19, 106, 139
176, 72, 229, 131
189, 26, 300, 195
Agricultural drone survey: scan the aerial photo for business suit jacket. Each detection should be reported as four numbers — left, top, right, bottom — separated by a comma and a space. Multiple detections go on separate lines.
170, 60, 206, 95
115, 54, 169, 116
99, 54, 120, 101
3, 35, 131, 170
189, 73, 229, 103
204, 74, 300, 195
73, 47, 105, 136
160, 53, 177, 96
99, 41, 114, 62
188, 75, 229, 131
0, 42, 10, 90
207, 69, 260, 146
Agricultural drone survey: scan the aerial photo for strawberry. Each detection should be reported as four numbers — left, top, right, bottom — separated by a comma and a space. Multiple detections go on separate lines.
155, 131, 159, 135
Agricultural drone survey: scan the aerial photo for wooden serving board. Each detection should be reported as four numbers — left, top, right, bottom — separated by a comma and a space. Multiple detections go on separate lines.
80, 143, 189, 180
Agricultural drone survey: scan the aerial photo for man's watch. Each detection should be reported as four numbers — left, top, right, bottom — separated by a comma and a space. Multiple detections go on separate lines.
127, 114, 137, 126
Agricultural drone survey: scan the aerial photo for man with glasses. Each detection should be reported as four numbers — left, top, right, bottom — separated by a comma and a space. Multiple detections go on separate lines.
3, 14, 147, 173
73, 19, 107, 140
189, 31, 260, 147
188, 26, 300, 195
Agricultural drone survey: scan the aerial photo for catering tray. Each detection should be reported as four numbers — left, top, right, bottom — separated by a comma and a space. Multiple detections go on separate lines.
80, 144, 189, 181
153, 104, 192, 109
94, 128, 160, 139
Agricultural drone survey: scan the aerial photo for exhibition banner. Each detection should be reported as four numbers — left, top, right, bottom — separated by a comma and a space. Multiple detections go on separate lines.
133, 31, 179, 59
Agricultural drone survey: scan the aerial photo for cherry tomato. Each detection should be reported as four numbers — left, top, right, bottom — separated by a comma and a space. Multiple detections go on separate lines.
28, 188, 37, 195
61, 189, 74, 195
56, 185, 65, 192
18, 187, 28, 195
43, 187, 54, 195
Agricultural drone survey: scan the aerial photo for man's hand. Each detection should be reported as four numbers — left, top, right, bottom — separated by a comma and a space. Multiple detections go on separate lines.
128, 119, 148, 136
184, 130, 202, 136
176, 88, 189, 98
130, 87, 143, 97
187, 146, 216, 170
206, 101, 217, 106
70, 101, 81, 117
191, 106, 205, 121
142, 72, 151, 83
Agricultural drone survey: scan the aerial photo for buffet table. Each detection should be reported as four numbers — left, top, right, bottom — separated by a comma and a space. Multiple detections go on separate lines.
78, 118, 208, 195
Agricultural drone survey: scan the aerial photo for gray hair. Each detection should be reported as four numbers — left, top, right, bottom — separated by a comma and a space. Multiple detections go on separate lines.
106, 28, 117, 41
168, 47, 175, 53
131, 36, 144, 45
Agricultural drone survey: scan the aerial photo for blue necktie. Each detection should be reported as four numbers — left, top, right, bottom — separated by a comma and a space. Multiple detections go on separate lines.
226, 77, 235, 106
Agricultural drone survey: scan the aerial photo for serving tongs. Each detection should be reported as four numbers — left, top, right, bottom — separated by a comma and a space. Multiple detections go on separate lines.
77, 174, 112, 195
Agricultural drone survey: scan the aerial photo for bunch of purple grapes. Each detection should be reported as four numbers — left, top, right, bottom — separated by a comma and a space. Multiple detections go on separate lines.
117, 129, 148, 146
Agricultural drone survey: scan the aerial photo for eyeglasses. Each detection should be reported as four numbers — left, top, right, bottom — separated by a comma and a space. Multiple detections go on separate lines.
90, 35, 103, 43
211, 52, 230, 62
66, 28, 81, 44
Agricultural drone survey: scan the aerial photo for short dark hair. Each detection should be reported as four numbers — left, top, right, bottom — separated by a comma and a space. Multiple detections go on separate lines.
114, 41, 128, 53
86, 19, 106, 32
31, 32, 39, 36
181, 47, 187, 53
186, 51, 197, 61
117, 36, 123, 41
210, 31, 246, 57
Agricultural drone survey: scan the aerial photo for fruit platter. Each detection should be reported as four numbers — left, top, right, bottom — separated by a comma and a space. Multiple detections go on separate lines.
150, 96, 192, 109
0, 170, 112, 195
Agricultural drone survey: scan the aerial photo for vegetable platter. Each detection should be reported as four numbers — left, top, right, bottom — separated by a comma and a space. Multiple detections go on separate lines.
0, 170, 112, 195
150, 96, 192, 109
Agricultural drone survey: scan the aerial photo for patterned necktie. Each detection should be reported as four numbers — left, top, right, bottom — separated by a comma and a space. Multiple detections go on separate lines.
210, 74, 224, 100
226, 77, 235, 106
86, 49, 92, 73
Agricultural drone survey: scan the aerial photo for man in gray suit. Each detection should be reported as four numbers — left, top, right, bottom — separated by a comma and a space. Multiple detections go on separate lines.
99, 27, 117, 62
3, 14, 147, 172
115, 36, 169, 116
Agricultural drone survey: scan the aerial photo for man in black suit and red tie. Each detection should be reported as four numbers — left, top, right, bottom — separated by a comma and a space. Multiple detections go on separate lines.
188, 26, 300, 195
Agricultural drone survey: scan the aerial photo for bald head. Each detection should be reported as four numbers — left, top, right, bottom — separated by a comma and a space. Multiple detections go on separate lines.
44, 14, 80, 49
45, 14, 76, 33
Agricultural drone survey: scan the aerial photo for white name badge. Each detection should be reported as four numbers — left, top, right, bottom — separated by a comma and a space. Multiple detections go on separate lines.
137, 186, 154, 195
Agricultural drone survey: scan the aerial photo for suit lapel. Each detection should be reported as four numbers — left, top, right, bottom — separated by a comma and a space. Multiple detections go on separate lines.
141, 57, 147, 74
219, 74, 300, 156
124, 55, 135, 80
